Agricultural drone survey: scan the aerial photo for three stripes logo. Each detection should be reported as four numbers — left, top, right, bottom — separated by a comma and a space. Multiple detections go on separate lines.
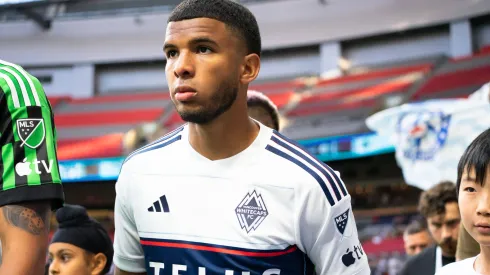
148, 195, 170, 213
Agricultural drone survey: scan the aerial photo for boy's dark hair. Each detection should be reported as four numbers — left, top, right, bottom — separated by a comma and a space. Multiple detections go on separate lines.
247, 90, 280, 131
168, 0, 261, 57
418, 181, 458, 218
457, 128, 490, 195
404, 219, 428, 237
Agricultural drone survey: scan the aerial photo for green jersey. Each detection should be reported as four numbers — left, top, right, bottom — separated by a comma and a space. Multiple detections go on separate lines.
0, 60, 64, 209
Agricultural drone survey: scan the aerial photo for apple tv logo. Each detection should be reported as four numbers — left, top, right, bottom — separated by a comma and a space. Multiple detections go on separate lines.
15, 158, 53, 177
341, 244, 365, 267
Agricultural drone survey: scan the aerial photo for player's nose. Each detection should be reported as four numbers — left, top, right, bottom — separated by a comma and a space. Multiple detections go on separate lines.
173, 50, 195, 79
48, 261, 59, 275
476, 189, 490, 216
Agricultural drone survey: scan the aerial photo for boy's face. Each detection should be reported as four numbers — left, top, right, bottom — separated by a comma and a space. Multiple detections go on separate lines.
459, 166, 490, 247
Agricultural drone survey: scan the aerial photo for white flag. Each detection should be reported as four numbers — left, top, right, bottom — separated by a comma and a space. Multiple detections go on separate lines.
366, 83, 490, 191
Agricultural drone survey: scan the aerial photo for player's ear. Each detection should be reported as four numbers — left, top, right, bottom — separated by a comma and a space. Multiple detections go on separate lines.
240, 53, 260, 85
89, 253, 107, 275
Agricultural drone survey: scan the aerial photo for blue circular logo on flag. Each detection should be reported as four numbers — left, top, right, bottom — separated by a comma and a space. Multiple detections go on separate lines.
396, 111, 451, 161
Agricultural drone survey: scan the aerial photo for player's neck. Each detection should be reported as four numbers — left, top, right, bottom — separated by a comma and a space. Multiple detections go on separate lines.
188, 107, 259, 161
441, 248, 455, 258
476, 245, 490, 274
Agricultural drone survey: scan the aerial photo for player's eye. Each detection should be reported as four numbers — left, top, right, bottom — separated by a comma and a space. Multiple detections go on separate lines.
60, 254, 71, 262
166, 50, 178, 58
464, 187, 477, 193
432, 223, 442, 229
197, 46, 212, 54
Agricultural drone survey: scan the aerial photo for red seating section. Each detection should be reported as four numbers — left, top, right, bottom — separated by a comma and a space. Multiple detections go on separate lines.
362, 237, 405, 255
47, 96, 70, 108
57, 133, 124, 160
51, 51, 490, 160
411, 51, 490, 100
316, 64, 431, 86
53, 92, 170, 160
68, 92, 169, 104
250, 79, 304, 93
55, 109, 164, 127
286, 64, 428, 118
412, 65, 490, 99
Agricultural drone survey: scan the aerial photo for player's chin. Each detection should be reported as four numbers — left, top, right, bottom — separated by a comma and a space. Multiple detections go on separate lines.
473, 232, 490, 247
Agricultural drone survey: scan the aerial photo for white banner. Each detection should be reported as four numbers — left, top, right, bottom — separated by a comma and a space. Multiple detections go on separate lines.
366, 83, 490, 191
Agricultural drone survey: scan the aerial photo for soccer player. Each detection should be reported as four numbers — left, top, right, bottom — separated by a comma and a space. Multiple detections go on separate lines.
0, 60, 64, 274
436, 128, 490, 274
113, 1, 370, 275
247, 90, 280, 131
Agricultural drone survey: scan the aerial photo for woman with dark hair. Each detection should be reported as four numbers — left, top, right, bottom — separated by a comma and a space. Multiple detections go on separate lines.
48, 204, 114, 275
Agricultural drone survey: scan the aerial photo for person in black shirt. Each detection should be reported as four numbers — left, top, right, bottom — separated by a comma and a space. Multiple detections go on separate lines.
399, 181, 460, 275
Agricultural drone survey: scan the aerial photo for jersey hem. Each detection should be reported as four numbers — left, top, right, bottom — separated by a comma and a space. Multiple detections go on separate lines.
113, 254, 147, 273
350, 266, 372, 275
0, 182, 64, 210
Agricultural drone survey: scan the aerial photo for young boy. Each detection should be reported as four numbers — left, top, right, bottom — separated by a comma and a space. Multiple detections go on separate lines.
436, 127, 490, 275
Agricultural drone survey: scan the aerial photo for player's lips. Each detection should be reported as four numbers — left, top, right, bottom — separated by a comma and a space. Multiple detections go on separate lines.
174, 86, 197, 102
475, 222, 490, 234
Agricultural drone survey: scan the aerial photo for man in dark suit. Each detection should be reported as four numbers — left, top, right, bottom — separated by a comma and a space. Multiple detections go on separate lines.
399, 182, 460, 275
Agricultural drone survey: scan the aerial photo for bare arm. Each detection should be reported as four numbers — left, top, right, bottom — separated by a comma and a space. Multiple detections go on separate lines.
115, 266, 147, 275
0, 201, 51, 275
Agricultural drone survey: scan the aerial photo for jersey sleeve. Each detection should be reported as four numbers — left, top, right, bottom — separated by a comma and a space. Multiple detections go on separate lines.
297, 175, 370, 275
0, 61, 63, 209
113, 165, 146, 273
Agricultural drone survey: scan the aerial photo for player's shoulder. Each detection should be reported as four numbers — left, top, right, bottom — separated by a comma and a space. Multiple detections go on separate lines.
0, 59, 36, 81
0, 59, 48, 107
122, 125, 186, 169
264, 130, 349, 206
436, 256, 478, 275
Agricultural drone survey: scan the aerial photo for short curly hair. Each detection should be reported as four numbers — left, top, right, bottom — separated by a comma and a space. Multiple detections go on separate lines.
247, 90, 280, 131
418, 181, 458, 218
168, 0, 261, 57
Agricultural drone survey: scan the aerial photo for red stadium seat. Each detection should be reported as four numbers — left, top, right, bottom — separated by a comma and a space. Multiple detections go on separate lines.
265, 90, 294, 109
300, 81, 411, 105
68, 92, 170, 105
316, 64, 431, 86
55, 108, 164, 127
480, 45, 490, 55
287, 99, 377, 117
412, 65, 490, 100
164, 111, 184, 128
249, 80, 304, 93
47, 96, 71, 108
57, 133, 124, 160
362, 237, 405, 255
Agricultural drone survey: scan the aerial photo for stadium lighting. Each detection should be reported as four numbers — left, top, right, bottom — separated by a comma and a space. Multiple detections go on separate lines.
0, 0, 45, 5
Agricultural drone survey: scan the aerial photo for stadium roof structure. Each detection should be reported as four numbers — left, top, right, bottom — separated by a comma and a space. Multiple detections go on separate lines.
1, 0, 314, 31
0, 0, 77, 30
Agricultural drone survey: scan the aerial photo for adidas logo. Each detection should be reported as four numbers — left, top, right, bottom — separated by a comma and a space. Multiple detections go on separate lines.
148, 195, 170, 213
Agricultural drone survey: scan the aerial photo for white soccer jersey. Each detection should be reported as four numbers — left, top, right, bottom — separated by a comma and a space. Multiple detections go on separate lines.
435, 255, 479, 275
113, 122, 370, 275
